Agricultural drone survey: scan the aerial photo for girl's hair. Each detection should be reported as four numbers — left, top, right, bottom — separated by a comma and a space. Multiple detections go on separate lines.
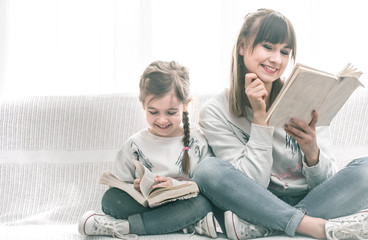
139, 60, 192, 175
229, 8, 297, 117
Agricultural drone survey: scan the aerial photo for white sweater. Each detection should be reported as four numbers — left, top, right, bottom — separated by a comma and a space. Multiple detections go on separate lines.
199, 90, 337, 196
114, 128, 213, 186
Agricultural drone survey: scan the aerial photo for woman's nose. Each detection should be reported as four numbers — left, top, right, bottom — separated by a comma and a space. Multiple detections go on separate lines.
270, 52, 282, 64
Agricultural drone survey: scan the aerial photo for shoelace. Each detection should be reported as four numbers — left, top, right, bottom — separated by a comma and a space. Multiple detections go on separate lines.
95, 217, 138, 239
329, 221, 368, 240
183, 220, 207, 236
182, 228, 197, 237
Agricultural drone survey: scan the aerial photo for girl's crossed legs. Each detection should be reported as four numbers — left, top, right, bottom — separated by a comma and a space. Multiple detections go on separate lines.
101, 188, 215, 235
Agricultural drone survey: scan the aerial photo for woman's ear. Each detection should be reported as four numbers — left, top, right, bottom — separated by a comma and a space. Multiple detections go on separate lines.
239, 39, 246, 56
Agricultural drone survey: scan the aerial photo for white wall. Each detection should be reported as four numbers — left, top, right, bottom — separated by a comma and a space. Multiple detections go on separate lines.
1, 0, 367, 97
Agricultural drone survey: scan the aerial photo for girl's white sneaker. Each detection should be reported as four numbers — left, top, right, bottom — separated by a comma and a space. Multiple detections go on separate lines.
78, 210, 137, 239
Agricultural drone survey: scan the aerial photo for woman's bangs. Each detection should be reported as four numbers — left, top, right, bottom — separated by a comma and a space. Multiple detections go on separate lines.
254, 14, 294, 49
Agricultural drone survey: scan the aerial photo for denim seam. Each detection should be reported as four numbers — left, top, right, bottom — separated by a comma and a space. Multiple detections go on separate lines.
284, 209, 305, 236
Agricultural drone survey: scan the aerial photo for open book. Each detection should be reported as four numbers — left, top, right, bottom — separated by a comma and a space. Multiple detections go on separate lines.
100, 160, 199, 208
265, 63, 364, 127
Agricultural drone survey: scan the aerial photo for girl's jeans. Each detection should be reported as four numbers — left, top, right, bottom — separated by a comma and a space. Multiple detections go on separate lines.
193, 156, 368, 236
101, 188, 214, 235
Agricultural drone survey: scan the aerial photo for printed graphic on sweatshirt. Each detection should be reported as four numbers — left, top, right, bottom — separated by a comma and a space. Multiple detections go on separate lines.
271, 158, 304, 182
227, 120, 250, 143
131, 141, 154, 171
285, 133, 300, 157
271, 134, 304, 186
176, 137, 201, 175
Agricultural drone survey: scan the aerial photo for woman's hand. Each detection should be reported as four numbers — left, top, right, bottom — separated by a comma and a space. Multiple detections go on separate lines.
283, 110, 320, 166
152, 175, 173, 189
245, 73, 268, 125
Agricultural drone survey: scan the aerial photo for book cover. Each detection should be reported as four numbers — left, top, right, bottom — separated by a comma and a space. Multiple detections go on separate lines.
265, 63, 364, 127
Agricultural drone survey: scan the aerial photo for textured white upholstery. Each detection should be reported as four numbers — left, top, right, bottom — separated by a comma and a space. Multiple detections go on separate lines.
1, 90, 367, 239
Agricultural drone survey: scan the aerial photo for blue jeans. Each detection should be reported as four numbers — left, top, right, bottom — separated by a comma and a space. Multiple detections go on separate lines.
101, 188, 214, 235
193, 156, 368, 236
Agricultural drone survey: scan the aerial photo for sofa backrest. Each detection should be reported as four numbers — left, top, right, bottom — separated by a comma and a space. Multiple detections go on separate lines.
0, 89, 367, 225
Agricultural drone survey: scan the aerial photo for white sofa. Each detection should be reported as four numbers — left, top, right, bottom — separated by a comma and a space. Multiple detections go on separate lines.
1, 89, 368, 240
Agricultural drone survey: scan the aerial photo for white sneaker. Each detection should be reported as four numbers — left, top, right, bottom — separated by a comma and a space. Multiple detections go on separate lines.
325, 210, 368, 240
78, 210, 137, 239
183, 212, 217, 238
225, 211, 278, 239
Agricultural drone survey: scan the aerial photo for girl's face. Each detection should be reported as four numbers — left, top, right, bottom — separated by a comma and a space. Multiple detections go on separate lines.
240, 40, 291, 85
143, 91, 188, 138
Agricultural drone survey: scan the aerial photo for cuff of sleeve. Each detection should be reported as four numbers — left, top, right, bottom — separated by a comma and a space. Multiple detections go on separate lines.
302, 150, 329, 176
248, 123, 274, 148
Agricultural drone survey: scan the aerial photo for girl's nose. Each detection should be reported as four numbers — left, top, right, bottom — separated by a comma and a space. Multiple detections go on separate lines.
157, 116, 168, 124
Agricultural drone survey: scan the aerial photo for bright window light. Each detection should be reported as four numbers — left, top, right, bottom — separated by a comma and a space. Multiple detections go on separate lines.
1, 0, 367, 97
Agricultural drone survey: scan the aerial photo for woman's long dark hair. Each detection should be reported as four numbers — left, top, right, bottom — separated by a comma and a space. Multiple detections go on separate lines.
229, 9, 297, 117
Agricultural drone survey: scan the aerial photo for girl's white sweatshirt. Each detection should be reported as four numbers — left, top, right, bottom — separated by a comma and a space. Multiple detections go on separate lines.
114, 128, 213, 186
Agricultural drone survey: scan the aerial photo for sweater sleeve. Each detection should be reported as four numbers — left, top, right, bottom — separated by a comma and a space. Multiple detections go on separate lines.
114, 139, 137, 184
199, 102, 275, 187
302, 126, 338, 188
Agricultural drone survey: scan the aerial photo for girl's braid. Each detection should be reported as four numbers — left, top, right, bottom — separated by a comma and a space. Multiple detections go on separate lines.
182, 111, 190, 175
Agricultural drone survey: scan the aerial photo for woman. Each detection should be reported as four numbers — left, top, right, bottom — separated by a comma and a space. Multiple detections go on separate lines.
194, 8, 368, 240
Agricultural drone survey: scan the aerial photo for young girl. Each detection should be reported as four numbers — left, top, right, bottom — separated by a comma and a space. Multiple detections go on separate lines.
78, 60, 217, 238
194, 8, 368, 240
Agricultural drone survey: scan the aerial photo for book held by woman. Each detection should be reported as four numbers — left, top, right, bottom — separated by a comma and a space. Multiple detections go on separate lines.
265, 63, 364, 127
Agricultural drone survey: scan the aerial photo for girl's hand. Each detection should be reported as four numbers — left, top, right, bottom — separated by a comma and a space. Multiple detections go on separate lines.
283, 110, 320, 166
245, 73, 268, 125
133, 178, 141, 192
152, 175, 173, 189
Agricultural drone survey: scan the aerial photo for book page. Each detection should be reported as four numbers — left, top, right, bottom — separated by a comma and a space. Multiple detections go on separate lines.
147, 182, 199, 207
318, 76, 363, 125
133, 160, 157, 199
99, 171, 147, 206
338, 63, 363, 79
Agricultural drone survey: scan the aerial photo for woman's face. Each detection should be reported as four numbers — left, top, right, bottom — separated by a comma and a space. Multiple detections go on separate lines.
240, 40, 291, 85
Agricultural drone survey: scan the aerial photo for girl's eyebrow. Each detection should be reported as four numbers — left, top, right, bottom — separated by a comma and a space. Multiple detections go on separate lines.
147, 106, 179, 111
167, 108, 180, 111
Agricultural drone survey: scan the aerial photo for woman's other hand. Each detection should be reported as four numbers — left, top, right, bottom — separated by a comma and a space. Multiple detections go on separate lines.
283, 110, 320, 166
